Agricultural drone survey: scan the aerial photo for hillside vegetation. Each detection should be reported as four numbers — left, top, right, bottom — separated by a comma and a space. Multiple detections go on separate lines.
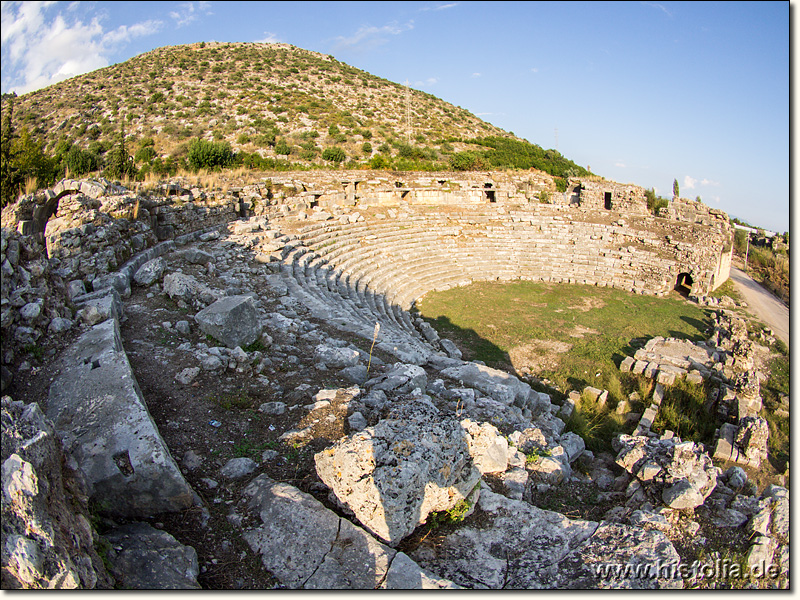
1, 41, 588, 205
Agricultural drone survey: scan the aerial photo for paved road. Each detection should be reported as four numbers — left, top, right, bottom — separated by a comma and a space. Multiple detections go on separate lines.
728, 266, 790, 347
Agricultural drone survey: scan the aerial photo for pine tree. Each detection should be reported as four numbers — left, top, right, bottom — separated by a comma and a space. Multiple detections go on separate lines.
1, 95, 21, 207
673, 178, 680, 198
105, 118, 136, 181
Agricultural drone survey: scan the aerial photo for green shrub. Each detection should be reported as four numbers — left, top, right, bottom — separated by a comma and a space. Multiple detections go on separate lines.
65, 146, 98, 175
187, 138, 234, 170
322, 147, 346, 163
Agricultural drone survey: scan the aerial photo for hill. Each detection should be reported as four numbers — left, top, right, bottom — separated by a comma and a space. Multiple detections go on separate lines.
0, 41, 588, 200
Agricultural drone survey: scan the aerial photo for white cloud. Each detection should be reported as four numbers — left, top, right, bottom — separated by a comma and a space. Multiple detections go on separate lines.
615, 162, 626, 168
333, 20, 414, 51
700, 178, 720, 187
412, 77, 438, 87
471, 72, 482, 78
169, 1, 212, 28
683, 175, 698, 190
531, 67, 539, 73
420, 3, 459, 11
641, 2, 672, 17
2, 2, 162, 94
255, 32, 282, 44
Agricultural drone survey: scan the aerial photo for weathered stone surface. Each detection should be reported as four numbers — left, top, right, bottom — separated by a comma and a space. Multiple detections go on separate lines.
366, 362, 427, 394
220, 457, 257, 480
132, 256, 165, 286
103, 523, 200, 589
410, 488, 681, 589
314, 344, 360, 368
733, 416, 769, 467
314, 397, 481, 546
528, 455, 571, 485
1, 397, 113, 589
195, 295, 262, 349
441, 362, 532, 408
381, 551, 462, 589
460, 419, 508, 474
162, 272, 221, 307
47, 319, 193, 518
614, 435, 717, 510
242, 475, 457, 589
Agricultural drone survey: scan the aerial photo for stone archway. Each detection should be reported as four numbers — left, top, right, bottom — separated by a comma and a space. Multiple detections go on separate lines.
675, 272, 694, 296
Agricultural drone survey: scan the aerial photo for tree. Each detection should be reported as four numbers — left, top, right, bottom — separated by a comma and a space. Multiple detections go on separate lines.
1, 95, 21, 207
673, 178, 680, 198
104, 119, 136, 180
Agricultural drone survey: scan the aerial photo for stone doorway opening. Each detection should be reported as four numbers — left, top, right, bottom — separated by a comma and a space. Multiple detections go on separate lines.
604, 192, 612, 210
675, 272, 694, 295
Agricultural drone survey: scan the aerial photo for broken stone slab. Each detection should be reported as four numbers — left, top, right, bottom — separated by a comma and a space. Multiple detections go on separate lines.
365, 363, 427, 394
460, 419, 508, 474
313, 344, 361, 368
132, 256, 165, 286
614, 435, 717, 510
314, 397, 481, 546
103, 522, 200, 589
439, 338, 462, 360
92, 270, 131, 299
162, 272, 221, 308
409, 487, 682, 589
241, 475, 458, 589
47, 318, 194, 518
441, 362, 533, 409
527, 455, 572, 485
73, 288, 123, 324
195, 295, 262, 349
619, 356, 636, 373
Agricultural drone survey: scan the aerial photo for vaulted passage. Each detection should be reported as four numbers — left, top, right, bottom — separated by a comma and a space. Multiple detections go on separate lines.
675, 272, 694, 295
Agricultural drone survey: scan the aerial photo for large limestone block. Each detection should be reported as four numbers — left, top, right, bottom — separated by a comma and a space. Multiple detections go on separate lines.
241, 475, 459, 589
162, 272, 221, 308
315, 397, 481, 546
47, 319, 193, 518
194, 295, 262, 349
460, 419, 508, 474
441, 362, 532, 408
410, 488, 681, 589
103, 523, 200, 589
1, 398, 113, 589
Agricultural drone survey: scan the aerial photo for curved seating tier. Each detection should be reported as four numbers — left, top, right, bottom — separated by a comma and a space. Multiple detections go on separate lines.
273, 207, 679, 362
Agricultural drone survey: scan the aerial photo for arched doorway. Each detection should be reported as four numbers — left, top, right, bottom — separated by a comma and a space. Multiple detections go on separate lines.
675, 272, 694, 296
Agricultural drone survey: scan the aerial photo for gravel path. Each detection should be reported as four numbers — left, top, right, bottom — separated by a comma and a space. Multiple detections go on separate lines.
729, 266, 789, 347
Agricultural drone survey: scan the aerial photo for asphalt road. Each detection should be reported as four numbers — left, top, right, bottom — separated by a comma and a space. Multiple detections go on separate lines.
728, 266, 790, 347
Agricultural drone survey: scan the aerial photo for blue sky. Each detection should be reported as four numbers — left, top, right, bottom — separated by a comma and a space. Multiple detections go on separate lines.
1, 1, 790, 233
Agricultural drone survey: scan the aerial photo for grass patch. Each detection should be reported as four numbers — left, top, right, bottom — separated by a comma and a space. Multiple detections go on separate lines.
419, 280, 712, 396
418, 281, 717, 453
708, 278, 743, 304
208, 390, 254, 410
651, 379, 716, 444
